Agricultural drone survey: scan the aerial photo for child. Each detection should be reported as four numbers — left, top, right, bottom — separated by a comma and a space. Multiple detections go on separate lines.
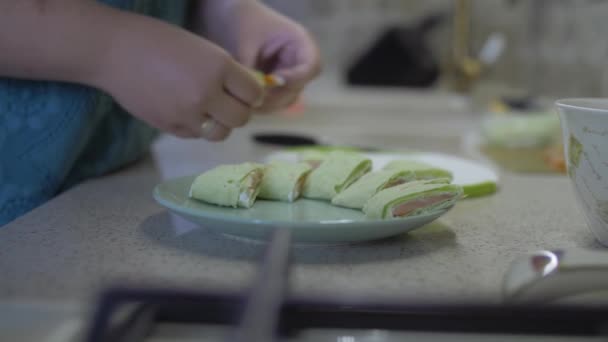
0, 0, 321, 225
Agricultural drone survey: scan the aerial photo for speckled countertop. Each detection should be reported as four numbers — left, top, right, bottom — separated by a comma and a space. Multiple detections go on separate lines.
0, 88, 602, 307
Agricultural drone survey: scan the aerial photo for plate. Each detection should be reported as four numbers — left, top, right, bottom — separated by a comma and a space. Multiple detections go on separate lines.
265, 151, 500, 198
153, 176, 452, 244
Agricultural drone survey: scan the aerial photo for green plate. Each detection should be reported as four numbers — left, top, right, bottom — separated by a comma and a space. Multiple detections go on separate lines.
153, 175, 453, 244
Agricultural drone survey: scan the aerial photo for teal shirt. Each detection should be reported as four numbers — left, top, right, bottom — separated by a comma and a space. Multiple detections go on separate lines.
0, 0, 190, 226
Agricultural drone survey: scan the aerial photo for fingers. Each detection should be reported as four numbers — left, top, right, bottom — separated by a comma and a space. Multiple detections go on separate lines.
182, 65, 259, 141
196, 89, 253, 142
254, 32, 321, 113
223, 60, 265, 107
277, 60, 321, 88
175, 72, 257, 141
167, 115, 230, 141
256, 87, 300, 113
207, 91, 252, 128
200, 115, 231, 141
273, 32, 322, 88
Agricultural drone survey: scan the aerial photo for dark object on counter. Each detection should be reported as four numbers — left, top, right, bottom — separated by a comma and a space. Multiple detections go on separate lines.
252, 133, 318, 147
251, 132, 381, 151
346, 12, 446, 88
85, 229, 608, 342
501, 95, 543, 112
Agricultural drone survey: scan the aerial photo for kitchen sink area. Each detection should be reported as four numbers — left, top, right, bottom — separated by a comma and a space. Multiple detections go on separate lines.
1, 83, 604, 340
4, 0, 608, 341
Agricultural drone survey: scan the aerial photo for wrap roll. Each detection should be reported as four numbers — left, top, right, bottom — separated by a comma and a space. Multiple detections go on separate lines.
363, 180, 463, 219
383, 160, 453, 181
258, 161, 312, 202
189, 163, 264, 208
298, 150, 330, 169
302, 151, 372, 200
331, 170, 416, 209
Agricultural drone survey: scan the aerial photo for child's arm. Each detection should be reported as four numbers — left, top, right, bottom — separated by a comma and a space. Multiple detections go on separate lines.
0, 0, 264, 141
0, 0, 113, 85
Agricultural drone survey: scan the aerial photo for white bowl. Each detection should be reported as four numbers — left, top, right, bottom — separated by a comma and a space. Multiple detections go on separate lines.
556, 98, 608, 246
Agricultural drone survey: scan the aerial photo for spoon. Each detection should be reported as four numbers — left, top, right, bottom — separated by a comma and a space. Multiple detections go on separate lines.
503, 249, 608, 304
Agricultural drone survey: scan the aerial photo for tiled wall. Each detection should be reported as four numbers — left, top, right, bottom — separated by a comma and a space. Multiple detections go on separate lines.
469, 0, 608, 98
264, 0, 608, 98
265, 0, 448, 75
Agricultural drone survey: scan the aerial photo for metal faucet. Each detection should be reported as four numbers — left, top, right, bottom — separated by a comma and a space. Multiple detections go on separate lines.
448, 0, 482, 92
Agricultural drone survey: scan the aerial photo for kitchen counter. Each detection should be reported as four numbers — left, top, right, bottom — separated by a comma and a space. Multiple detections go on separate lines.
0, 88, 602, 308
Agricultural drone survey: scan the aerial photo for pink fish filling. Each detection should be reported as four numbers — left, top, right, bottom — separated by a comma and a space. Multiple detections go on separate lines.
391, 193, 454, 217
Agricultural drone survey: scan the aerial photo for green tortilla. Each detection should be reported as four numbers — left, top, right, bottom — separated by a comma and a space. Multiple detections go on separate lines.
189, 163, 264, 208
258, 161, 312, 202
331, 170, 415, 209
302, 151, 372, 200
363, 180, 463, 219
383, 160, 453, 181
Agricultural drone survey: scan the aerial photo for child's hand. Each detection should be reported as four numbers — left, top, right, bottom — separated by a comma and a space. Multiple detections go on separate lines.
97, 11, 264, 140
201, 0, 321, 112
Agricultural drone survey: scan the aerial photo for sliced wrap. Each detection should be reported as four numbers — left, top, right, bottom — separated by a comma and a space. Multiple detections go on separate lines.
258, 161, 312, 202
302, 151, 372, 200
331, 170, 416, 209
363, 180, 463, 219
189, 163, 264, 208
383, 160, 453, 181
298, 150, 330, 169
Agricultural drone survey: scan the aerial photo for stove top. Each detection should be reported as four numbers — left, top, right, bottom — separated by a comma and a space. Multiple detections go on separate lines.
84, 230, 608, 342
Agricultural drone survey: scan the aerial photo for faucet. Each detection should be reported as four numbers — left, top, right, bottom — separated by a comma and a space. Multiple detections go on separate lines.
447, 0, 506, 94
448, 0, 482, 92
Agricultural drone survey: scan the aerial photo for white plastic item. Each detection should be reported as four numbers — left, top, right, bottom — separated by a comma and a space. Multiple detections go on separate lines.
504, 249, 608, 304
478, 32, 506, 66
